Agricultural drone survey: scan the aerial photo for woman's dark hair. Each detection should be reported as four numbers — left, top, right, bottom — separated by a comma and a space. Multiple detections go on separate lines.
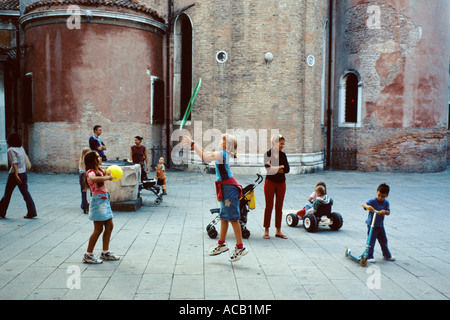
84, 151, 104, 188
7, 133, 22, 147
135, 136, 143, 141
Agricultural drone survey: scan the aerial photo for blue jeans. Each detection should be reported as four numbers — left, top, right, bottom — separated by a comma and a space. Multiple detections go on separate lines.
79, 172, 89, 211
0, 172, 37, 218
367, 225, 391, 259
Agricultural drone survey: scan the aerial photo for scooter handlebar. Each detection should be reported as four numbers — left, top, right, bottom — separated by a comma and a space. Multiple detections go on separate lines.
364, 207, 380, 215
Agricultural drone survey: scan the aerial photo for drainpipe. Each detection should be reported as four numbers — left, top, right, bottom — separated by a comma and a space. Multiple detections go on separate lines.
326, 0, 335, 170
165, 0, 174, 167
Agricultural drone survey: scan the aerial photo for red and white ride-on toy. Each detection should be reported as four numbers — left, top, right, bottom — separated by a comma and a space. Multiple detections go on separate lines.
285, 203, 343, 232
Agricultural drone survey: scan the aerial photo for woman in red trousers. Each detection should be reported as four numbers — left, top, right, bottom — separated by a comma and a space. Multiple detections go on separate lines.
263, 134, 290, 239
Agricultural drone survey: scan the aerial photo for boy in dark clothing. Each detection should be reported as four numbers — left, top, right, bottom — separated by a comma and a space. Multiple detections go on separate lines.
362, 183, 396, 263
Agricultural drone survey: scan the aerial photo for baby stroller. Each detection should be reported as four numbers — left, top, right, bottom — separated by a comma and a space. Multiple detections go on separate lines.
206, 173, 263, 239
140, 179, 163, 205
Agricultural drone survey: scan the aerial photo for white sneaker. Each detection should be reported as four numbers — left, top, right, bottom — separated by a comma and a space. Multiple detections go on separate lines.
100, 251, 120, 261
384, 256, 396, 261
367, 258, 376, 263
83, 253, 103, 264
209, 243, 229, 256
229, 247, 248, 262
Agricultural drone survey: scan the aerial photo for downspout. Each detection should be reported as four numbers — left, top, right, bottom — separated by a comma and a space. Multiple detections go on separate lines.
15, 21, 21, 133
165, 0, 173, 167
326, 0, 335, 170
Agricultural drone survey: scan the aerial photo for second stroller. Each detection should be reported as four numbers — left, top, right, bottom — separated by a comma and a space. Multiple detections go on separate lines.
206, 173, 263, 239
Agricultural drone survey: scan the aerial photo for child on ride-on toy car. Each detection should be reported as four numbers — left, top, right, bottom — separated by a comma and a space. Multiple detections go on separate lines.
306, 185, 333, 219
296, 181, 326, 218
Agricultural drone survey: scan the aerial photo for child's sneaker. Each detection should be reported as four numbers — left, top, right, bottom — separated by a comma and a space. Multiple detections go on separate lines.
384, 256, 396, 261
367, 258, 376, 263
209, 243, 229, 256
100, 251, 120, 261
83, 253, 103, 264
229, 247, 248, 262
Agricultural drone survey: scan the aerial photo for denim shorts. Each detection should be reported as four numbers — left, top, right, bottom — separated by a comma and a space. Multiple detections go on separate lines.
89, 193, 113, 221
219, 184, 240, 221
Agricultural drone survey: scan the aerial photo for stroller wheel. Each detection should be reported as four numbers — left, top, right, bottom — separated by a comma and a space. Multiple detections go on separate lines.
242, 228, 250, 239
208, 226, 218, 239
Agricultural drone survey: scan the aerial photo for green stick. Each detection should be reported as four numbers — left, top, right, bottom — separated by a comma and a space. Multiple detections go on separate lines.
180, 78, 202, 130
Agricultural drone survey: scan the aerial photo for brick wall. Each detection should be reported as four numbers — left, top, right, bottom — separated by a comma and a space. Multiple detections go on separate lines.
23, 8, 166, 173
332, 0, 449, 172
180, 0, 329, 171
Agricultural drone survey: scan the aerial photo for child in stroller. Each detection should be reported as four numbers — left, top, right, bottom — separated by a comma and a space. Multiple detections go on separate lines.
206, 174, 263, 239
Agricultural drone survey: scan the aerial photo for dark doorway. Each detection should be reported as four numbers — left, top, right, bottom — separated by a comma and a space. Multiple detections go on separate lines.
178, 14, 192, 120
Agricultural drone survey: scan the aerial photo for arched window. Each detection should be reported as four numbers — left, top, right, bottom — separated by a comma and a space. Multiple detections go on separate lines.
338, 70, 362, 127
173, 13, 193, 122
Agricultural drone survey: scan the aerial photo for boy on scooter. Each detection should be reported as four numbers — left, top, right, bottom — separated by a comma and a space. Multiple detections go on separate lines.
362, 183, 396, 263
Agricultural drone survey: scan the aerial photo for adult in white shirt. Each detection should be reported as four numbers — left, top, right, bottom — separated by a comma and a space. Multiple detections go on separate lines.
0, 133, 37, 219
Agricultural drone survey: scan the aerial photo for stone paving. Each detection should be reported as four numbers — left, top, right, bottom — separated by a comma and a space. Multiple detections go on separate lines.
0, 167, 449, 300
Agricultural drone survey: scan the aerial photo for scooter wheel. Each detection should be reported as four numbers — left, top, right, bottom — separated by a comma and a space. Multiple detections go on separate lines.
360, 256, 368, 267
345, 248, 351, 257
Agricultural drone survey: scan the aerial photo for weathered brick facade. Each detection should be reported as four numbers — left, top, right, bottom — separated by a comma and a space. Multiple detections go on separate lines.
332, 0, 449, 172
20, 0, 167, 173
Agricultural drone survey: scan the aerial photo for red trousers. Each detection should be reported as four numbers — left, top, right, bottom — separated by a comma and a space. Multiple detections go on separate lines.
263, 179, 286, 229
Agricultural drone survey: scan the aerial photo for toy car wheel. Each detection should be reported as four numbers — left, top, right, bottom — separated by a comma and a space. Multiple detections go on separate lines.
286, 213, 299, 227
303, 214, 318, 232
329, 212, 343, 230
154, 198, 162, 205
208, 226, 218, 239
242, 228, 250, 239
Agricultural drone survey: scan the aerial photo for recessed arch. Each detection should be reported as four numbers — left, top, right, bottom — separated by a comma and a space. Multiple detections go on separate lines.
173, 13, 193, 122
338, 69, 363, 127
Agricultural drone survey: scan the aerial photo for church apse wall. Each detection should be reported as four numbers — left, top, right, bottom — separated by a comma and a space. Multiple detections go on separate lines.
20, 1, 166, 172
